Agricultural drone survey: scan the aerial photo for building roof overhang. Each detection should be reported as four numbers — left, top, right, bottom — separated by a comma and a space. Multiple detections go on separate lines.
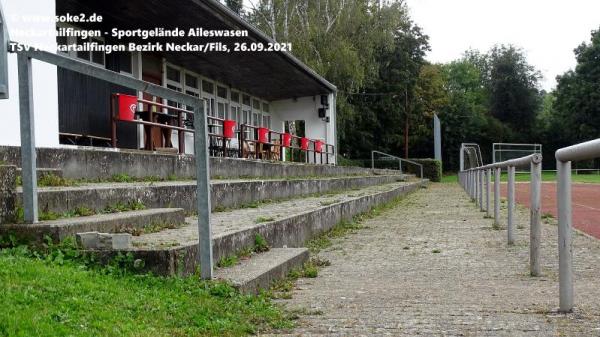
57, 0, 337, 101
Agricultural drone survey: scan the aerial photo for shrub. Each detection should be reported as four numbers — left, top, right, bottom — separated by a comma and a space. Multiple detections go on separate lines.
407, 158, 442, 182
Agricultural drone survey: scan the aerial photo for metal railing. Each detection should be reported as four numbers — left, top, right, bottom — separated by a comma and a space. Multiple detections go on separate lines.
371, 150, 424, 179
555, 138, 600, 313
459, 153, 543, 277
4, 42, 215, 279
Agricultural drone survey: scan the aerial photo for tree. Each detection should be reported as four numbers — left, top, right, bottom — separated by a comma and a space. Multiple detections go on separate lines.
486, 45, 542, 138
225, 0, 243, 14
554, 27, 600, 144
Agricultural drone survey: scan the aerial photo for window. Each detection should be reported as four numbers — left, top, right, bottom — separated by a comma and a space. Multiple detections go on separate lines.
57, 24, 105, 67
167, 66, 181, 82
242, 108, 250, 125
202, 80, 214, 94
262, 115, 271, 128
217, 86, 228, 99
231, 91, 240, 103
262, 102, 270, 113
76, 36, 90, 60
117, 51, 133, 74
242, 95, 251, 106
252, 112, 260, 127
231, 106, 240, 127
217, 102, 228, 119
165, 65, 183, 114
253, 99, 261, 110
90, 38, 105, 65
185, 74, 198, 89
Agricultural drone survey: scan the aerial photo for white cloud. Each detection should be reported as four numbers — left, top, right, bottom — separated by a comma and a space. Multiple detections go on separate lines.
405, 0, 600, 90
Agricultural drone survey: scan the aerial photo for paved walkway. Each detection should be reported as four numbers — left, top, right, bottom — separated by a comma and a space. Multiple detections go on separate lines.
266, 183, 600, 336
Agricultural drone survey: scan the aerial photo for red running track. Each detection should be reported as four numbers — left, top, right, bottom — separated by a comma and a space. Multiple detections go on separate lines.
499, 182, 600, 239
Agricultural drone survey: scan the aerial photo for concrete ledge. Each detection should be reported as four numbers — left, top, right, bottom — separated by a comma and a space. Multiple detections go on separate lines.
214, 248, 309, 294
0, 145, 398, 180
115, 180, 427, 276
0, 208, 185, 242
22, 175, 406, 214
16, 168, 63, 178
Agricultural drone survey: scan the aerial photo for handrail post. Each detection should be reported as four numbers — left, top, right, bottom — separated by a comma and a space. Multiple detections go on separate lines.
494, 167, 500, 226
474, 170, 478, 202
507, 165, 515, 245
557, 159, 573, 312
469, 171, 474, 199
486, 168, 491, 216
530, 159, 542, 276
479, 169, 484, 211
195, 100, 213, 280
371, 151, 374, 170
17, 53, 38, 223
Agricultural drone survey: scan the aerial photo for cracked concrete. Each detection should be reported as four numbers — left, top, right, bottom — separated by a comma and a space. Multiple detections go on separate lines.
265, 183, 600, 337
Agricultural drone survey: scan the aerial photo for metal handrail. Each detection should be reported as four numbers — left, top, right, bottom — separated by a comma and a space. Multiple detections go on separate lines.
554, 138, 600, 313
371, 150, 424, 179
0, 3, 8, 98
459, 150, 543, 280
6, 42, 215, 279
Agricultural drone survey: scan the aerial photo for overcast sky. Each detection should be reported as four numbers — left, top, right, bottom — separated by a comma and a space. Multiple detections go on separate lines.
404, 0, 600, 91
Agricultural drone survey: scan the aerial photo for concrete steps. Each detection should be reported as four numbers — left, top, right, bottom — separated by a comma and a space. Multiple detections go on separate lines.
0, 208, 186, 242
16, 167, 63, 178
0, 145, 401, 180
21, 174, 407, 215
214, 248, 309, 294
113, 180, 426, 276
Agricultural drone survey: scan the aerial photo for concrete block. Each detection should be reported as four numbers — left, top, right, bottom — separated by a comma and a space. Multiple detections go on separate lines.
0, 165, 17, 224
76, 231, 99, 249
110, 233, 132, 250
96, 233, 132, 250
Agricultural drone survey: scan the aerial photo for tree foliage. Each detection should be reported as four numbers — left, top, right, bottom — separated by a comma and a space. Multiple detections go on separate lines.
243, 2, 575, 171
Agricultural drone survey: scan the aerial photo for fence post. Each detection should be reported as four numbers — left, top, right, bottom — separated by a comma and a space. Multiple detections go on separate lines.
494, 167, 500, 226
530, 159, 542, 276
472, 170, 476, 200
557, 159, 573, 312
486, 168, 491, 217
470, 170, 474, 199
507, 165, 515, 245
195, 100, 213, 280
479, 169, 484, 211
17, 53, 38, 223
371, 151, 374, 170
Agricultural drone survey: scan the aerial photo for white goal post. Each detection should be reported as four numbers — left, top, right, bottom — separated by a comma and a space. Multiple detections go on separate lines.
492, 143, 542, 164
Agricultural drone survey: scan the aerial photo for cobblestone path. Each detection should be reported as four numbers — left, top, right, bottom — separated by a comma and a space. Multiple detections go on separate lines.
266, 183, 600, 337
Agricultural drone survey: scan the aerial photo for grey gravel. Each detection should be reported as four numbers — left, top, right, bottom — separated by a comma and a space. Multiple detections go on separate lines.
264, 183, 600, 337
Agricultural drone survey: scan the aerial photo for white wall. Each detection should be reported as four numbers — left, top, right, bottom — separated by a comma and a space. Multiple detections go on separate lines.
271, 93, 336, 164
0, 0, 59, 147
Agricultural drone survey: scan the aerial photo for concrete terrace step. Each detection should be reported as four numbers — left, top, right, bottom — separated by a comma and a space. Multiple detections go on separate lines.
0, 145, 401, 180
0, 208, 185, 242
116, 180, 427, 276
20, 174, 407, 215
16, 167, 63, 178
214, 248, 309, 294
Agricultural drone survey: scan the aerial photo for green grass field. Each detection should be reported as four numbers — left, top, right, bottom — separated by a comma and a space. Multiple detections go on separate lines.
0, 245, 291, 337
442, 171, 600, 184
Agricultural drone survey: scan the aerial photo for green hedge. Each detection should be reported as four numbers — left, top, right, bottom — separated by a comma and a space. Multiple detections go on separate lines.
365, 158, 442, 182
406, 158, 442, 182
336, 156, 442, 182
